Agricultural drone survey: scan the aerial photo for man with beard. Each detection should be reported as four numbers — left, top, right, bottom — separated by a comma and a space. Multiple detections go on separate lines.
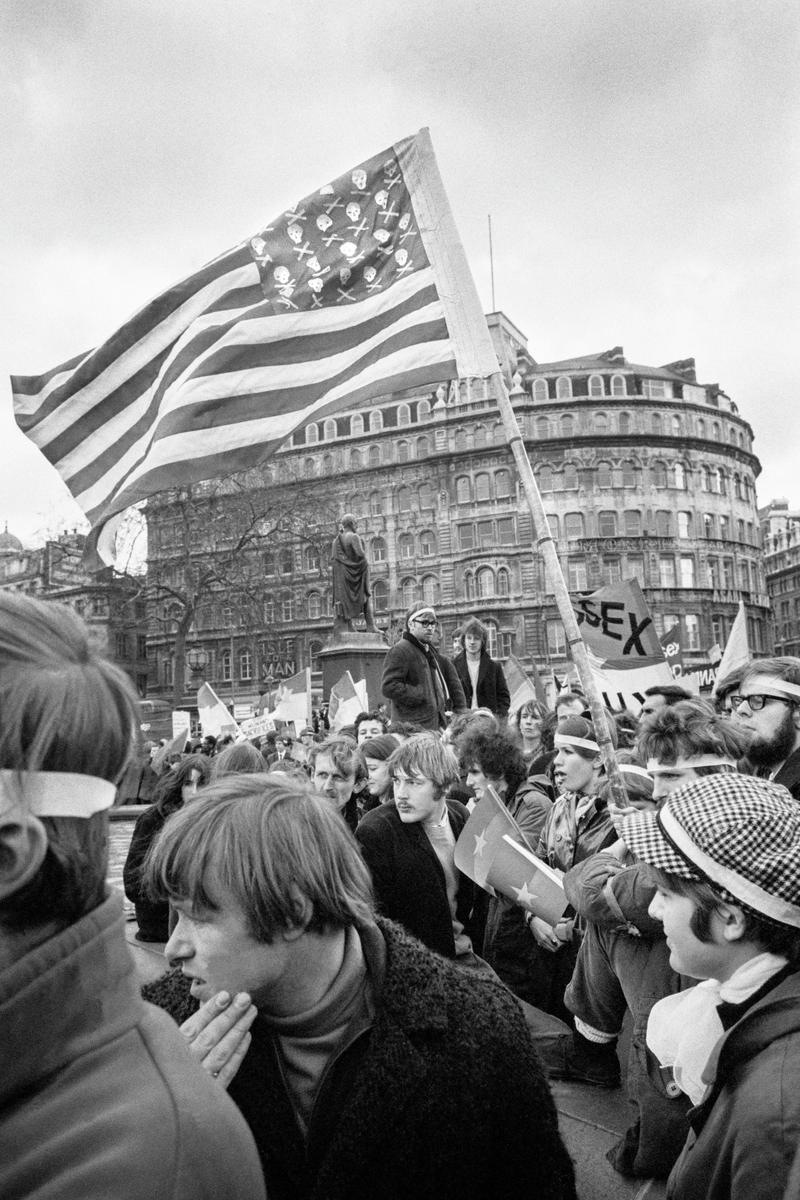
731, 657, 800, 799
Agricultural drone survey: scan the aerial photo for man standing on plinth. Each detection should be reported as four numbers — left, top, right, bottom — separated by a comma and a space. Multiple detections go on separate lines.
331, 514, 378, 635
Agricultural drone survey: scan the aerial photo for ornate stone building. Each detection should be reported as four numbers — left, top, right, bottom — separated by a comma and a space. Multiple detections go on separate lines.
760, 499, 800, 657
0, 526, 149, 694
145, 313, 771, 712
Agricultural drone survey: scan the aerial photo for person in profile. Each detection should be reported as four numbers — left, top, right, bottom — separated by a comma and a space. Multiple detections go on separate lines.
330, 512, 378, 635
143, 771, 577, 1200
0, 592, 264, 1200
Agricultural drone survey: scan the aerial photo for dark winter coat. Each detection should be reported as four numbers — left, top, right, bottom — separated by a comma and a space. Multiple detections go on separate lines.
380, 632, 467, 730
143, 918, 577, 1200
667, 967, 800, 1200
355, 799, 482, 958
452, 649, 511, 718
123, 803, 172, 941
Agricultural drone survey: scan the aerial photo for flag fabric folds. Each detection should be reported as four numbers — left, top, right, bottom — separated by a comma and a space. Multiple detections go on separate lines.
712, 601, 750, 696
197, 682, 241, 739
12, 129, 499, 566
328, 670, 364, 731
454, 787, 567, 924
504, 653, 541, 715
270, 669, 311, 726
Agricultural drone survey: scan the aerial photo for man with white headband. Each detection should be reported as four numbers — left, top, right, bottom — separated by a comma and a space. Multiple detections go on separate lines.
623, 773, 800, 1200
381, 606, 466, 732
732, 656, 800, 799
0, 593, 264, 1200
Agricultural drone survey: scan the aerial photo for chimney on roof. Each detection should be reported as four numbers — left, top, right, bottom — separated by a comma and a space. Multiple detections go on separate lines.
662, 358, 697, 383
600, 346, 625, 363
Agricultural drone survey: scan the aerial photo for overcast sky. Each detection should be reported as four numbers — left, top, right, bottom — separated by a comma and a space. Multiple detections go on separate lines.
2, 0, 798, 545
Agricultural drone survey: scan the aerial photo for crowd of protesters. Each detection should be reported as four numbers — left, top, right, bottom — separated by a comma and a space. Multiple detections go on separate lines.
6, 590, 800, 1198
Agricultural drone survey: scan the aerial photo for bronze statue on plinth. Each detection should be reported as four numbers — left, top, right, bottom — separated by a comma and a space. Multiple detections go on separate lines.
330, 514, 378, 637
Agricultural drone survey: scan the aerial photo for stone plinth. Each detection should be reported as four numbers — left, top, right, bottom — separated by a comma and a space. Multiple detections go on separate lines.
319, 631, 389, 710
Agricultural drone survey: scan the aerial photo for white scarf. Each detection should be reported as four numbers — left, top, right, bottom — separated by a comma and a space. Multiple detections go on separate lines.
646, 952, 787, 1105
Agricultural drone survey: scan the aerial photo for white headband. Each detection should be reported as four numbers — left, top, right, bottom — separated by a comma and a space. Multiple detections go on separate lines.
409, 607, 436, 623
0, 771, 116, 819
647, 755, 736, 774
619, 764, 654, 783
555, 733, 600, 753
741, 679, 800, 702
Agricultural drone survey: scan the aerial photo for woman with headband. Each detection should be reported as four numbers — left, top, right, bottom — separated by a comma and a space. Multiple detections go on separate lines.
524, 714, 618, 1024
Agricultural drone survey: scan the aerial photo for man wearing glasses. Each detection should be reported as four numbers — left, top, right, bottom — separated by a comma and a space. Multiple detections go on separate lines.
730, 657, 800, 799
381, 606, 467, 732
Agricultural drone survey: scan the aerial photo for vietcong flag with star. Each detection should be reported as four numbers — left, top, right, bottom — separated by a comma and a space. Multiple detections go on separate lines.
12, 128, 499, 567
455, 786, 568, 923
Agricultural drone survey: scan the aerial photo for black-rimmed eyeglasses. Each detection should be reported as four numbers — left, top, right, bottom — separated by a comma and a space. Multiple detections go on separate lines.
412, 619, 438, 627
729, 693, 794, 713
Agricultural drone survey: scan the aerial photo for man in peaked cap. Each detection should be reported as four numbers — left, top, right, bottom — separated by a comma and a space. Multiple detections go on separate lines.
622, 773, 800, 1200
0, 592, 264, 1200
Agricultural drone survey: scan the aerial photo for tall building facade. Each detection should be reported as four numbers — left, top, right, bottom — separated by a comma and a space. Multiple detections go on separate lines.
0, 526, 148, 693
760, 499, 800, 657
145, 313, 771, 713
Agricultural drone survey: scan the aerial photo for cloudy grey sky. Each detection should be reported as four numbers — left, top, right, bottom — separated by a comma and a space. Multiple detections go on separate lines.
2, 0, 798, 544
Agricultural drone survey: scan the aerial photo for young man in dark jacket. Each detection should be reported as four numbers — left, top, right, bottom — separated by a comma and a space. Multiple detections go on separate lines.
143, 771, 576, 1200
381, 606, 467, 731
452, 616, 511, 719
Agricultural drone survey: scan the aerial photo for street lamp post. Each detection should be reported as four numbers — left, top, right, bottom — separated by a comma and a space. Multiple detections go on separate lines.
186, 644, 209, 681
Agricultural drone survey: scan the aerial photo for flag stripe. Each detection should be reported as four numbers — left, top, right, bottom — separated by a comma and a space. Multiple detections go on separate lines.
13, 245, 254, 418
11, 349, 92, 397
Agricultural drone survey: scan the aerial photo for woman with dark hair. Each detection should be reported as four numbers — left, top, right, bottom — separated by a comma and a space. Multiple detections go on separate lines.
359, 733, 400, 812
123, 753, 210, 942
511, 699, 548, 767
459, 728, 554, 1003
452, 618, 511, 720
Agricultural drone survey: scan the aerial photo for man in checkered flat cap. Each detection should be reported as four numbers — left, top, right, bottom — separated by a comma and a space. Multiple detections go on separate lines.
621, 772, 800, 1200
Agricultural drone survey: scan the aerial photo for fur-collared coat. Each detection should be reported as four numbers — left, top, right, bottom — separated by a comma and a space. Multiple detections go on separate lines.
143, 918, 577, 1200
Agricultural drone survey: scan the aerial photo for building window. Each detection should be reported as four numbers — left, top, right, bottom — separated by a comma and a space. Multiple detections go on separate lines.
671, 462, 687, 489
421, 575, 439, 605
477, 567, 495, 598
398, 403, 411, 426
495, 469, 512, 499
417, 398, 431, 420
685, 614, 701, 650
464, 570, 474, 600
652, 461, 667, 487
536, 416, 551, 438
349, 448, 362, 470
679, 556, 695, 588
697, 418, 706, 438
369, 536, 386, 564
659, 556, 676, 588
398, 533, 414, 560
416, 436, 430, 459
162, 657, 174, 687
372, 581, 388, 611
568, 559, 587, 591
307, 592, 322, 619
611, 374, 626, 397
533, 378, 549, 402
368, 444, 381, 468
304, 457, 317, 477
618, 412, 631, 435
652, 413, 663, 435
672, 415, 682, 436
547, 620, 566, 656
627, 555, 645, 584
475, 473, 492, 502
221, 605, 233, 628
397, 441, 409, 463
239, 649, 252, 680
707, 558, 720, 588
419, 530, 436, 556
220, 650, 232, 682
263, 597, 275, 624
370, 410, 383, 432
304, 545, 320, 572
484, 621, 498, 658
704, 513, 715, 538
456, 476, 471, 504
497, 517, 515, 544
418, 481, 434, 509
655, 510, 673, 537
477, 521, 493, 547
589, 376, 605, 398
596, 461, 612, 488
497, 568, 510, 597
323, 418, 336, 441
563, 463, 578, 490
545, 513, 560, 538
556, 376, 572, 399
565, 512, 584, 539
598, 510, 618, 537
644, 379, 668, 399
604, 559, 622, 584
678, 512, 692, 539
474, 425, 487, 448
624, 510, 642, 537
458, 524, 474, 550
498, 630, 513, 658
620, 460, 636, 487
369, 491, 383, 516
397, 486, 412, 512
719, 515, 729, 541
401, 577, 416, 608
561, 414, 574, 437
538, 465, 553, 492
350, 413, 364, 436
722, 558, 734, 589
